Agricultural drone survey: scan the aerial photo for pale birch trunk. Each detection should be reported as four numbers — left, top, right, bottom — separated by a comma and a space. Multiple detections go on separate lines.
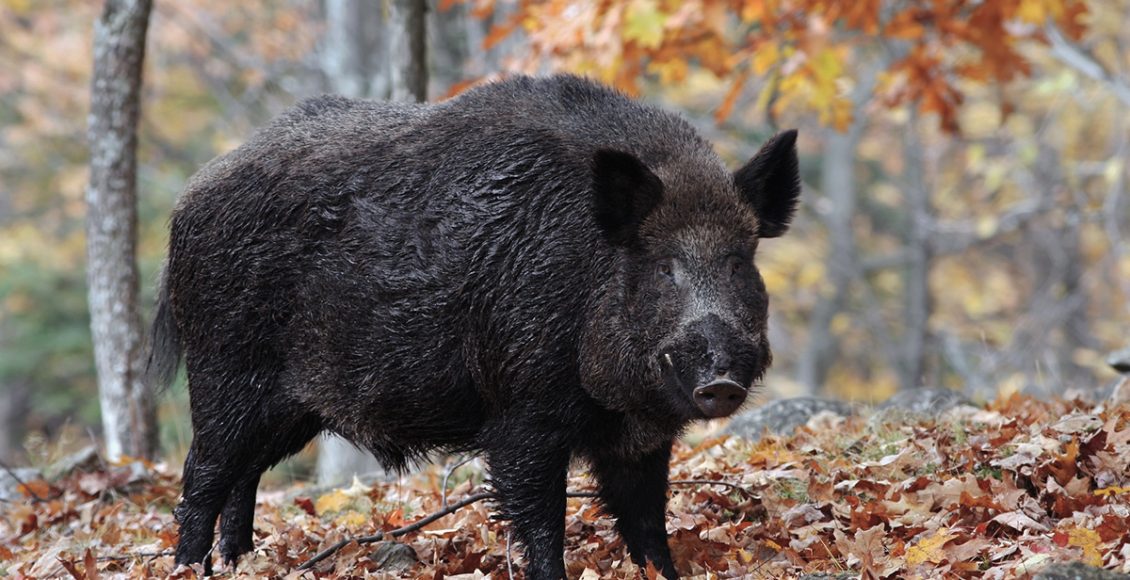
85, 0, 157, 461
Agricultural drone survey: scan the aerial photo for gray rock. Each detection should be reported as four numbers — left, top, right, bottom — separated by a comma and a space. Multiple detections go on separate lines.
0, 466, 44, 501
1034, 562, 1130, 580
1108, 347, 1130, 374
370, 541, 417, 571
44, 445, 100, 480
876, 387, 974, 414
724, 397, 854, 440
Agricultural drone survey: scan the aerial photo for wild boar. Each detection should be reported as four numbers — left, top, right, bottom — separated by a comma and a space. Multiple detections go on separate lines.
149, 74, 800, 578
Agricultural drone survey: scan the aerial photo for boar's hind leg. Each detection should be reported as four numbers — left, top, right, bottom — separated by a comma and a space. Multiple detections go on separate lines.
590, 441, 678, 579
217, 414, 323, 567
175, 392, 320, 573
487, 439, 570, 580
175, 439, 231, 573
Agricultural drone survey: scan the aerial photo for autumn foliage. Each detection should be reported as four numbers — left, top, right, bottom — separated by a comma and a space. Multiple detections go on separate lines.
4, 395, 1128, 578
450, 0, 1090, 130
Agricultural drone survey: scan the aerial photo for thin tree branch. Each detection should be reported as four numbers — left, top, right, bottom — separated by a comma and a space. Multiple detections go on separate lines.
297, 491, 496, 571
669, 479, 756, 498
0, 459, 58, 503
440, 455, 475, 509
297, 480, 739, 570
97, 550, 174, 562
1046, 25, 1130, 108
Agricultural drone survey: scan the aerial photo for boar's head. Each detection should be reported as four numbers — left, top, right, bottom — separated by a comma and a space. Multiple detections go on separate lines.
583, 130, 800, 422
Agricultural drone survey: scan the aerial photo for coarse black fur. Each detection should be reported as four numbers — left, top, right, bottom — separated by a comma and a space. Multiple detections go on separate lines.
152, 74, 801, 578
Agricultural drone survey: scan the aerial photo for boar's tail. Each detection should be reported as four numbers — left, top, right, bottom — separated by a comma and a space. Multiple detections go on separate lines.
145, 267, 181, 392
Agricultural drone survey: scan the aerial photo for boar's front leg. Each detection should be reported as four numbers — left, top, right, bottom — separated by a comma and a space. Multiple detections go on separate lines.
487, 437, 571, 580
590, 441, 679, 578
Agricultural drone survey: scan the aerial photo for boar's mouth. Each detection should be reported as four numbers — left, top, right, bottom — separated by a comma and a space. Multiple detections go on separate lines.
659, 352, 754, 419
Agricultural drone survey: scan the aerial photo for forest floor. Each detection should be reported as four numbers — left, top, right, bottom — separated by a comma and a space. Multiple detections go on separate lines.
2, 394, 1128, 579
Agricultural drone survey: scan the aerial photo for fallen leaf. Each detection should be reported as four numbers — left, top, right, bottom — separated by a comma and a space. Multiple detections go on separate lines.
906, 528, 957, 565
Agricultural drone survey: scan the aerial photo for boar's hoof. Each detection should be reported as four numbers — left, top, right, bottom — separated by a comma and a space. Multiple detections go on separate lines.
693, 379, 747, 417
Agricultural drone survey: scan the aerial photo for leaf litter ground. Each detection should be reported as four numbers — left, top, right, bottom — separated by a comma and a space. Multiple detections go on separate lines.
2, 394, 1128, 578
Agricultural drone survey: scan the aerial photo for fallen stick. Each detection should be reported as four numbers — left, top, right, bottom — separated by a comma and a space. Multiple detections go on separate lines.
297, 480, 749, 571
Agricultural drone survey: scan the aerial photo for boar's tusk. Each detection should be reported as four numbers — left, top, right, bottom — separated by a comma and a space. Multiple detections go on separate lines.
663, 353, 674, 368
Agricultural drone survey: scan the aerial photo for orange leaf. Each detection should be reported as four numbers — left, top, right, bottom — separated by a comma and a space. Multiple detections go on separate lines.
84, 548, 99, 580
715, 69, 750, 123
18, 479, 52, 499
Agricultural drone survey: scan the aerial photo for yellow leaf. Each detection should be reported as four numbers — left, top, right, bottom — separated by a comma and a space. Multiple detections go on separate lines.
1066, 527, 1103, 566
752, 44, 779, 75
624, 0, 666, 49
3, 0, 32, 14
315, 490, 352, 514
1094, 486, 1130, 497
1016, 0, 1048, 24
648, 59, 688, 84
906, 528, 957, 566
333, 510, 369, 528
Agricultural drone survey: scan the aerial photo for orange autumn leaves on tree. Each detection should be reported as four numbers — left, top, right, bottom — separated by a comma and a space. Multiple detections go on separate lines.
446, 0, 1089, 131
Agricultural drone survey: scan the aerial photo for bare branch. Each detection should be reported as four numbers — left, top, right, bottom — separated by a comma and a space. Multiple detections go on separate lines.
931, 198, 1045, 255
440, 455, 476, 509
670, 479, 756, 498
0, 459, 59, 503
298, 490, 496, 571
1046, 25, 1130, 108
297, 479, 739, 570
97, 550, 174, 562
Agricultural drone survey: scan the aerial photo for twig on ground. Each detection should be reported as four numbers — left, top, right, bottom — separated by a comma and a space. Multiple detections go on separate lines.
506, 528, 515, 580
669, 479, 755, 498
0, 459, 59, 503
440, 455, 476, 509
298, 490, 496, 571
96, 550, 174, 562
297, 480, 736, 570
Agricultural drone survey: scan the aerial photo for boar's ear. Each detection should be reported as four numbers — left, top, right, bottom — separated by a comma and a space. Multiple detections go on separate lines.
590, 149, 664, 245
734, 129, 801, 238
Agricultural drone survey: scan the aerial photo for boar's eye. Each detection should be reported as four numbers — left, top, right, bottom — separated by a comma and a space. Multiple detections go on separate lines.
726, 254, 746, 278
656, 259, 675, 282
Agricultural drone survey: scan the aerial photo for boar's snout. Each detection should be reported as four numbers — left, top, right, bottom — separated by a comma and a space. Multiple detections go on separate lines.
659, 313, 761, 419
692, 378, 747, 418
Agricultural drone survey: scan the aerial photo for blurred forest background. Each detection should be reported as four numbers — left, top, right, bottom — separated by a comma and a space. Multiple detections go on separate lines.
0, 0, 1127, 482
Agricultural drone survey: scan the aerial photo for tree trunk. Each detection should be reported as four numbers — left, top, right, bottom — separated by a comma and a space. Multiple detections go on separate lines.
85, 0, 157, 461
0, 296, 29, 463
797, 128, 859, 394
0, 378, 30, 464
429, 0, 469, 93
0, 162, 26, 463
320, 0, 388, 99
900, 114, 933, 390
795, 64, 878, 394
388, 0, 428, 102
